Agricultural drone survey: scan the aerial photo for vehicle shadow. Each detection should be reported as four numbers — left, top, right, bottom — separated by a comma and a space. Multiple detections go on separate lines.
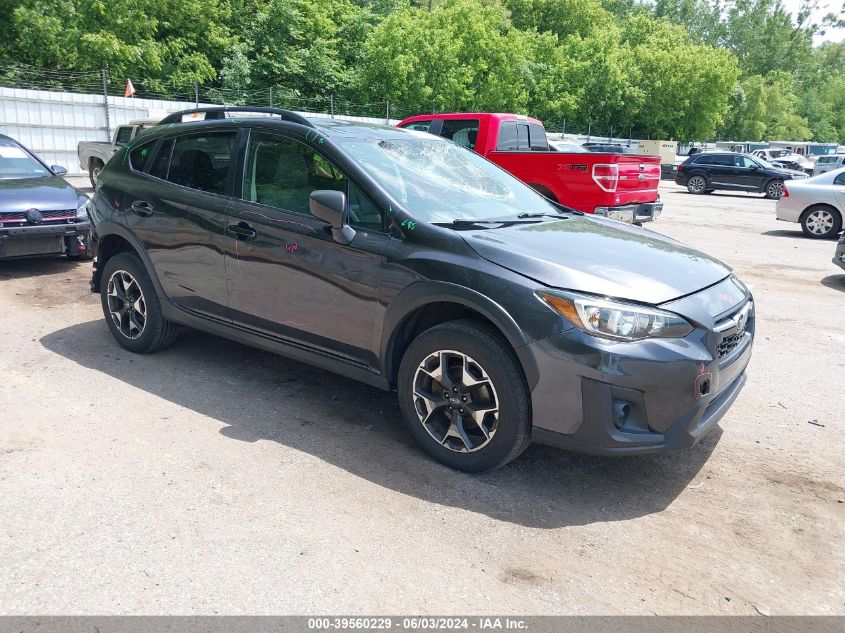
665, 190, 770, 201
761, 229, 809, 240
0, 256, 88, 280
821, 274, 845, 293
41, 320, 720, 529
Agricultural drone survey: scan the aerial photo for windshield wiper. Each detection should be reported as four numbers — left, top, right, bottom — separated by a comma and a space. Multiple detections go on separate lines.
515, 212, 572, 219
449, 217, 544, 227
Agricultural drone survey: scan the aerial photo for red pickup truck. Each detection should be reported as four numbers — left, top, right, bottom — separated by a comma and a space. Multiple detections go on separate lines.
397, 113, 662, 223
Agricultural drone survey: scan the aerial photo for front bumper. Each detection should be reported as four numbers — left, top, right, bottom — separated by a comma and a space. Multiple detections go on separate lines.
594, 202, 663, 223
0, 220, 91, 259
523, 286, 754, 455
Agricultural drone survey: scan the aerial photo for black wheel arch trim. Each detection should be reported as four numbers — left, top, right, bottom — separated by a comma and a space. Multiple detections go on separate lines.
380, 280, 539, 389
91, 222, 166, 297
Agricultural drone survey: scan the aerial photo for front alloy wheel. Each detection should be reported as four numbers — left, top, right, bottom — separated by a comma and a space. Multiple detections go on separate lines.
687, 175, 706, 194
106, 270, 147, 339
397, 320, 532, 472
413, 350, 499, 453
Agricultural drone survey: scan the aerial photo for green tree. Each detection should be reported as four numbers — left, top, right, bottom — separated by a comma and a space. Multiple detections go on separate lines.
621, 15, 739, 140
3, 0, 233, 88
358, 0, 534, 113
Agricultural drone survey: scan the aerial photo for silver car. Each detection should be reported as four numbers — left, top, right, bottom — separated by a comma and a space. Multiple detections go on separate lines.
775, 168, 845, 239
813, 154, 845, 176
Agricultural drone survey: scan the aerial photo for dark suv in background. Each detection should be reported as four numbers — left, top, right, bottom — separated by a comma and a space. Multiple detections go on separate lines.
675, 151, 807, 199
88, 107, 754, 472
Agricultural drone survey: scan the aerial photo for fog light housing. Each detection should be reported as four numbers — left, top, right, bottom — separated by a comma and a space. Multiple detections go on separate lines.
612, 400, 631, 429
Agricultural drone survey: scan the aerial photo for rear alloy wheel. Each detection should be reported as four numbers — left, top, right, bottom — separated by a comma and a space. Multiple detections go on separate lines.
100, 252, 180, 353
397, 320, 531, 472
801, 207, 842, 239
765, 180, 785, 200
106, 270, 147, 340
687, 175, 707, 194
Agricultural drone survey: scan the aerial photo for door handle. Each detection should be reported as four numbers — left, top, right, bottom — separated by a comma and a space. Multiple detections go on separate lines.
226, 222, 257, 241
130, 200, 155, 217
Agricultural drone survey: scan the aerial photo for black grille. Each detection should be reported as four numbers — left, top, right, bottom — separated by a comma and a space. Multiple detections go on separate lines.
717, 332, 745, 359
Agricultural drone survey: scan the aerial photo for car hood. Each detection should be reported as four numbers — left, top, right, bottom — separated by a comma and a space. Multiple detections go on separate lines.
771, 165, 808, 177
0, 176, 86, 214
460, 216, 732, 305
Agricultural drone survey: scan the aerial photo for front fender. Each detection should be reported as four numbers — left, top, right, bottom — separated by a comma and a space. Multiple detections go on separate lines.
380, 280, 539, 389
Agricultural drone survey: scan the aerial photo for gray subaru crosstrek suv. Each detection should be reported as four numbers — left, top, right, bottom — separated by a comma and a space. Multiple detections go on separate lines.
87, 107, 754, 472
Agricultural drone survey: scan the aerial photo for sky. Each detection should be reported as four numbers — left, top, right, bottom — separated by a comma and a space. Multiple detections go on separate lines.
779, 0, 845, 43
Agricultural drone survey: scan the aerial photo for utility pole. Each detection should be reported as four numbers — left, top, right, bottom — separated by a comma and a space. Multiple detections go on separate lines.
101, 69, 111, 140
330, 94, 334, 118
194, 82, 199, 108
385, 100, 390, 125
269, 87, 273, 108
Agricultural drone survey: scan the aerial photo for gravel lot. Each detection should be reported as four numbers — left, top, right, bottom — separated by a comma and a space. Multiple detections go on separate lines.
1, 179, 843, 615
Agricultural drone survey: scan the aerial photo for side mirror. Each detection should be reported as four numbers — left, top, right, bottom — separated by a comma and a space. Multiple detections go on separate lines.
50, 165, 68, 176
309, 190, 355, 244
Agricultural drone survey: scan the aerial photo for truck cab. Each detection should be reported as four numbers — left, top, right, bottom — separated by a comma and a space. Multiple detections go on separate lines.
398, 113, 662, 223
78, 118, 160, 187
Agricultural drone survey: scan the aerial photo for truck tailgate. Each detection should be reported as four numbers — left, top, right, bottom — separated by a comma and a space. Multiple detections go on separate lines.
490, 152, 661, 214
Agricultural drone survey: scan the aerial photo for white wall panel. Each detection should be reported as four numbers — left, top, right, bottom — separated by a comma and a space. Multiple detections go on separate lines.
0, 86, 402, 175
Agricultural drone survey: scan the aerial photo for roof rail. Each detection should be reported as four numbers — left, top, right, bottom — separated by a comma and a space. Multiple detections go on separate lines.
158, 106, 314, 128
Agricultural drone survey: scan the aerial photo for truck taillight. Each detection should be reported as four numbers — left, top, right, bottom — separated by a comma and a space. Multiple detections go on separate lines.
592, 163, 619, 192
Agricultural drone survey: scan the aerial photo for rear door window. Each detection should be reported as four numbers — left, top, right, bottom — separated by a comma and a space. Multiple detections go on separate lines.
148, 138, 174, 180
696, 155, 733, 166
167, 131, 237, 195
438, 119, 480, 150
527, 124, 548, 151
834, 172, 845, 186
497, 121, 519, 151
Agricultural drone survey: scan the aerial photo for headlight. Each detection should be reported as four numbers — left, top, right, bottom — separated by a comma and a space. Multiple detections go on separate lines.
75, 201, 89, 221
538, 292, 693, 341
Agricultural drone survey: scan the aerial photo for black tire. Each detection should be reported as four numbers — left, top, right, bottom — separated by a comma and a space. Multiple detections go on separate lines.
99, 252, 179, 353
765, 179, 785, 200
686, 175, 707, 194
89, 160, 104, 188
800, 205, 842, 239
397, 319, 532, 472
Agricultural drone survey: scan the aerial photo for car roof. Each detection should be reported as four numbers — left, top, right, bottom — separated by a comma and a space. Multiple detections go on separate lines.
141, 107, 431, 144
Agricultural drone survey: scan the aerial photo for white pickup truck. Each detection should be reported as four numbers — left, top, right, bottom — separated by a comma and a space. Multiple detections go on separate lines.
78, 118, 159, 186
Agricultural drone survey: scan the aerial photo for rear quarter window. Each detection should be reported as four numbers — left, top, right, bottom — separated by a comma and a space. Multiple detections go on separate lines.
129, 141, 156, 172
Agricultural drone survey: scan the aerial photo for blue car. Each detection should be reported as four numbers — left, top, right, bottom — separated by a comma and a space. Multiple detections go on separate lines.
0, 134, 92, 260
